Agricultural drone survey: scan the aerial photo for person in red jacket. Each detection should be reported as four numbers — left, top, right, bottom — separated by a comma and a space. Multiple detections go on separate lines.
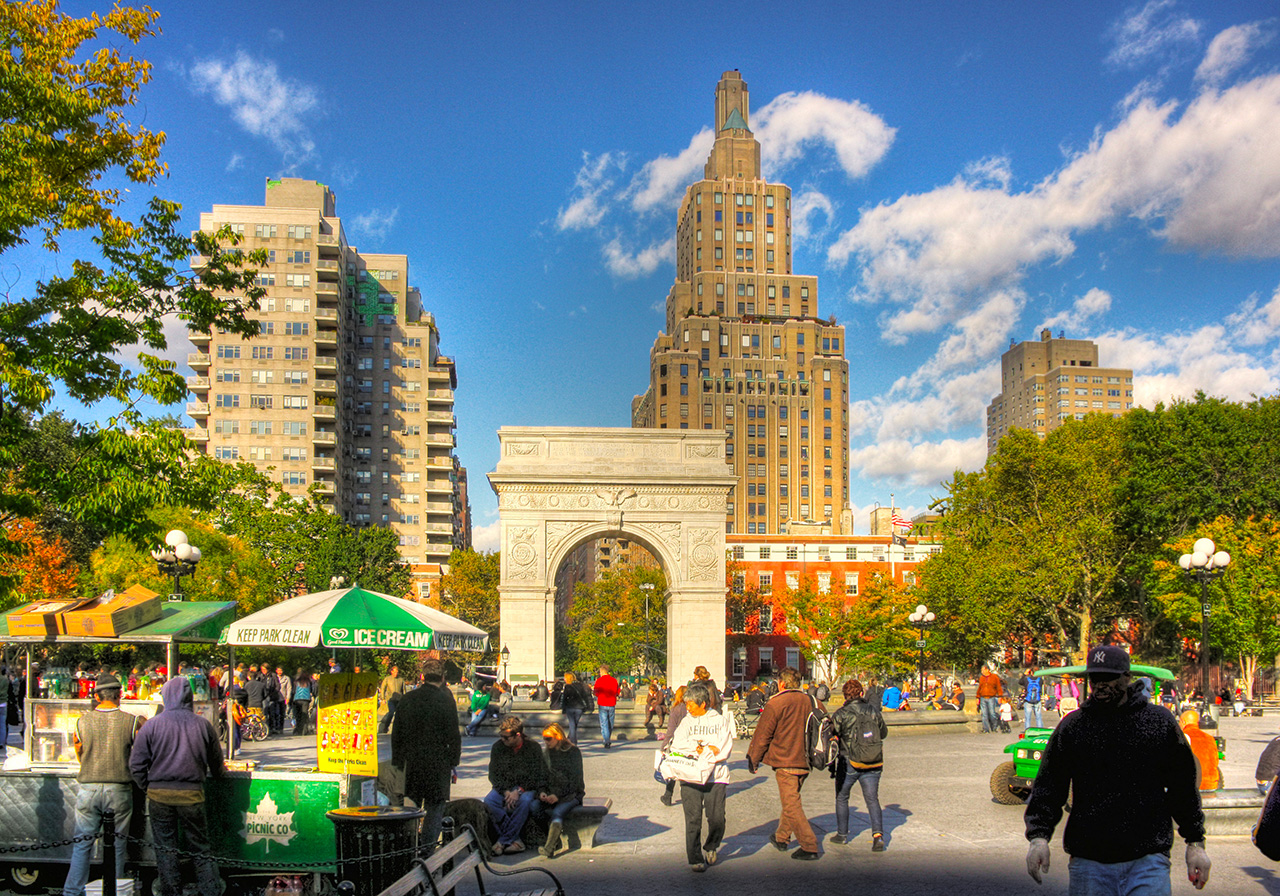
593, 665, 620, 749
977, 665, 1004, 733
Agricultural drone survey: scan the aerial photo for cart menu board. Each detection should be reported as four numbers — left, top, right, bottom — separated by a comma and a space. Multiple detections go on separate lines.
317, 672, 379, 775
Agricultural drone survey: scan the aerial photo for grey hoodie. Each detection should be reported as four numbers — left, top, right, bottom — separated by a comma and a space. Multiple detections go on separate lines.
130, 677, 225, 794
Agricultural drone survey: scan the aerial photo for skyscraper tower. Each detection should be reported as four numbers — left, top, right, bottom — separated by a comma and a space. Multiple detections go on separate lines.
186, 178, 466, 586
632, 71, 851, 535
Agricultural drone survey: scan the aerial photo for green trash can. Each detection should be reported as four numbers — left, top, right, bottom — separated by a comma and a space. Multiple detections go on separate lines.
327, 806, 425, 896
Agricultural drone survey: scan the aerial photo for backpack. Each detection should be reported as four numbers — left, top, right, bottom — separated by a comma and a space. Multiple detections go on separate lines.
804, 694, 839, 770
1024, 676, 1042, 703
844, 703, 884, 764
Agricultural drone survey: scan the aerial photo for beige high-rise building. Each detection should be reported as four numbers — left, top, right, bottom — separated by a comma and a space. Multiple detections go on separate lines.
986, 328, 1135, 454
186, 178, 462, 583
631, 71, 851, 535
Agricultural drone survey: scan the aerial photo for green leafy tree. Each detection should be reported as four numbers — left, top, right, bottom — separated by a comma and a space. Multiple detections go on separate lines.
436, 549, 501, 665
566, 566, 667, 676
0, 2, 264, 574
1149, 516, 1280, 699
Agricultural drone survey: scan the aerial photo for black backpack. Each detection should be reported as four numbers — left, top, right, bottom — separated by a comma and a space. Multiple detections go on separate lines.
805, 694, 839, 770
844, 702, 884, 764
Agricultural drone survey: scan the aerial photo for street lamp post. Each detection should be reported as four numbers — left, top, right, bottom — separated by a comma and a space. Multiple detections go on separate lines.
639, 583, 655, 677
908, 604, 936, 699
1179, 537, 1231, 729
500, 645, 510, 685
150, 530, 201, 602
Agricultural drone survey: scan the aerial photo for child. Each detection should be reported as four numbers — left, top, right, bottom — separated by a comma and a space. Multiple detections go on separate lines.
998, 697, 1013, 733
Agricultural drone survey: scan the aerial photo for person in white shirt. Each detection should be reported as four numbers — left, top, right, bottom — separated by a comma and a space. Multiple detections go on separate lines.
666, 682, 733, 872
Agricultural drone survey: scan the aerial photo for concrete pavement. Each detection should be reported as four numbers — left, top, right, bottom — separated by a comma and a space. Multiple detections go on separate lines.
229, 706, 1280, 896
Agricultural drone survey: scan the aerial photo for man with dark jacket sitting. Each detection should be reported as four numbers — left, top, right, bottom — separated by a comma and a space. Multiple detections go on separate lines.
484, 715, 547, 855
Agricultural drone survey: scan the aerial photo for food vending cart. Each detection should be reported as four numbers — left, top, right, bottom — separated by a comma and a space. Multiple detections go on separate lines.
0, 600, 373, 895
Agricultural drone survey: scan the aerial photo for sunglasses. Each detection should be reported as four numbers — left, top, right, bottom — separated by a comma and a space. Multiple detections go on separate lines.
499, 732, 521, 740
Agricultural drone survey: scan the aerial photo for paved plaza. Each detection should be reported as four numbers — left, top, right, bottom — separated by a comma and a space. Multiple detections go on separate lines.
229, 707, 1280, 896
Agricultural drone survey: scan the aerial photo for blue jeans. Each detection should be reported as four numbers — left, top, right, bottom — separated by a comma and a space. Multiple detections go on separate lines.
535, 795, 581, 825
1068, 852, 1171, 896
148, 799, 221, 896
483, 789, 540, 846
836, 767, 883, 836
980, 696, 1000, 732
1024, 701, 1043, 728
65, 783, 132, 896
465, 707, 493, 736
563, 709, 584, 744
598, 706, 616, 746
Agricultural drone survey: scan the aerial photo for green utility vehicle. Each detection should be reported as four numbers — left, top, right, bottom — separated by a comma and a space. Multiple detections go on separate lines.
989, 663, 1177, 805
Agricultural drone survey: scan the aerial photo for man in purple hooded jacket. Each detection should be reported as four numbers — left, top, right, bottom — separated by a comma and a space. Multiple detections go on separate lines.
130, 676, 226, 896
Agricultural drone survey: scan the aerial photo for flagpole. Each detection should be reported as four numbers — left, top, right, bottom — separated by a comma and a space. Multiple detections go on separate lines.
889, 492, 896, 580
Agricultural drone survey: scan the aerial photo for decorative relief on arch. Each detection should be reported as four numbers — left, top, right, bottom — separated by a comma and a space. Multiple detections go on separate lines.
645, 522, 682, 562
545, 520, 586, 558
497, 484, 725, 512
687, 527, 720, 581
507, 525, 540, 580
685, 443, 721, 460
506, 441, 540, 457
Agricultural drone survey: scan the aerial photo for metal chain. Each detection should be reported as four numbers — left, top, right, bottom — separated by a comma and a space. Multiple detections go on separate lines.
0, 832, 99, 854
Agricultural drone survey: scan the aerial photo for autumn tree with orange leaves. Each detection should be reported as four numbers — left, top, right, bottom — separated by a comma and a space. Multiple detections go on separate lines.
0, 518, 80, 611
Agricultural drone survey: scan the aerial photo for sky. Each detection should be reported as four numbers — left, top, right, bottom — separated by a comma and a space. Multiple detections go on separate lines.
26, 0, 1280, 551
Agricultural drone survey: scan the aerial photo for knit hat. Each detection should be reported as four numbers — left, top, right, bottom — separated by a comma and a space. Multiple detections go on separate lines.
1084, 645, 1130, 675
95, 672, 122, 692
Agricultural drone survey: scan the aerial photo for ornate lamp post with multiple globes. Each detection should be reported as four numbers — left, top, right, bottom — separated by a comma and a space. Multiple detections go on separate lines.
1179, 537, 1231, 729
908, 604, 936, 699
151, 529, 201, 602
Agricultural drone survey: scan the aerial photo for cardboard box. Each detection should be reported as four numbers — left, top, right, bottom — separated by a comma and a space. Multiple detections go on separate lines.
6, 598, 95, 637
59, 585, 162, 637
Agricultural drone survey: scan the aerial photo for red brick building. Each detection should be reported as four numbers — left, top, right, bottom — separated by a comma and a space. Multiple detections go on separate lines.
724, 532, 941, 683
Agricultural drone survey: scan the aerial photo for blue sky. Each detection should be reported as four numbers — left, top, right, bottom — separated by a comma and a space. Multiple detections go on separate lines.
31, 1, 1280, 549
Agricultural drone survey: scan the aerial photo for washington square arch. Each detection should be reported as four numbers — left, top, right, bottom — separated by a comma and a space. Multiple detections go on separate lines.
487, 428, 737, 684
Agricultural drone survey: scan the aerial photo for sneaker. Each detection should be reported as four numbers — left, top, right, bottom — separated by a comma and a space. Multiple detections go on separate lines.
830, 834, 848, 845
771, 837, 790, 851
691, 863, 707, 873
660, 791, 674, 807
872, 835, 885, 852
704, 848, 718, 865
791, 849, 820, 861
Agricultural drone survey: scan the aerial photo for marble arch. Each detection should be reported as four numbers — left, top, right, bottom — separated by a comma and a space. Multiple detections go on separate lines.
487, 427, 736, 684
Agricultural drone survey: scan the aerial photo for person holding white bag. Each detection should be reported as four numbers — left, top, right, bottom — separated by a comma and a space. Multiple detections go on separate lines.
663, 682, 734, 872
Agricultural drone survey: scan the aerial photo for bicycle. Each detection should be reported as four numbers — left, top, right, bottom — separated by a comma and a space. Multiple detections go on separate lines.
244, 708, 270, 742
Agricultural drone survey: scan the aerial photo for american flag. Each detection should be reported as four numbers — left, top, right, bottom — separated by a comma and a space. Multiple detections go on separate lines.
891, 512, 913, 530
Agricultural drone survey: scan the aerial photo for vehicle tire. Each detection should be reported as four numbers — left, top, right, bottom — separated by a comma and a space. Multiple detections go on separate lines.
4, 862, 68, 894
249, 718, 270, 742
990, 761, 1030, 805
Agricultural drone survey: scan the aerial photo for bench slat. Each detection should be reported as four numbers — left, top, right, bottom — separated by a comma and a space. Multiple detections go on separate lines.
378, 865, 431, 896
424, 832, 474, 871
430, 854, 482, 896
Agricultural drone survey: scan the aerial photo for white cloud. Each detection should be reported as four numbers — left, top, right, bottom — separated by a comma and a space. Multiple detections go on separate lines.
1226, 284, 1280, 346
627, 129, 714, 214
755, 91, 896, 180
792, 190, 835, 242
1107, 0, 1202, 69
225, 153, 243, 173
829, 72, 1280, 341
471, 519, 501, 553
557, 152, 624, 231
602, 235, 673, 279
1040, 288, 1113, 333
188, 51, 320, 163
850, 436, 987, 488
352, 207, 399, 243
1195, 22, 1275, 86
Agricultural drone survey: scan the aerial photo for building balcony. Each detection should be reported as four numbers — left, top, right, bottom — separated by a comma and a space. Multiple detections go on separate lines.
186, 375, 210, 392
313, 480, 335, 496
315, 307, 339, 326
316, 259, 340, 280
312, 404, 337, 421
424, 410, 454, 424
423, 432, 454, 447
315, 356, 338, 371
426, 368, 451, 381
315, 331, 338, 347
188, 427, 209, 443
423, 501, 453, 515
315, 282, 340, 300
188, 352, 211, 370
424, 479, 452, 494
312, 456, 336, 471
188, 330, 212, 345
426, 456, 454, 468
186, 401, 210, 418
314, 378, 338, 395
312, 431, 337, 446
315, 233, 340, 255
422, 522, 454, 536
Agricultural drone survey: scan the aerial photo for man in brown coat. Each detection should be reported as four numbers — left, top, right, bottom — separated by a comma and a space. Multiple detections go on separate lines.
746, 666, 819, 860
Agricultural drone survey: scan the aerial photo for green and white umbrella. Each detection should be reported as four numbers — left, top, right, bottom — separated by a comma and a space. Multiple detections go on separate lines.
222, 586, 489, 652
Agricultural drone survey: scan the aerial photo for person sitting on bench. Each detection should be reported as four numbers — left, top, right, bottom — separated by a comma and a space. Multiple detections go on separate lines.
536, 723, 584, 858
483, 716, 546, 855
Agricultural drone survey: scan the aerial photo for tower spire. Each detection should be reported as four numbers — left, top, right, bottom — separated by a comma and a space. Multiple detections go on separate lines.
705, 70, 761, 180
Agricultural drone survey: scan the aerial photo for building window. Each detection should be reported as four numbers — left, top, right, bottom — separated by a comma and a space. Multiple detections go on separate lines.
845, 572, 859, 595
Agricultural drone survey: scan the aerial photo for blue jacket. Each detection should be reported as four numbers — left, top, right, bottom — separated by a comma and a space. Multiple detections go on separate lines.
130, 677, 225, 794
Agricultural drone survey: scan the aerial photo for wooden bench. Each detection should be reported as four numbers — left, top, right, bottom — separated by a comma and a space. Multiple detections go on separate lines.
370, 821, 565, 896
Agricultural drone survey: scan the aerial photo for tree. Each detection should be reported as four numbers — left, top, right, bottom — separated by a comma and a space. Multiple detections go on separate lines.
924, 416, 1137, 664
0, 2, 265, 568
436, 549, 501, 665
0, 517, 79, 611
1148, 515, 1280, 699
566, 566, 667, 676
304, 523, 412, 597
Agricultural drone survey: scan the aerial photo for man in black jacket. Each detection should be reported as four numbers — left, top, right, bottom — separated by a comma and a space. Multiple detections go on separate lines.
1025, 645, 1210, 893
483, 715, 546, 855
391, 659, 461, 851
